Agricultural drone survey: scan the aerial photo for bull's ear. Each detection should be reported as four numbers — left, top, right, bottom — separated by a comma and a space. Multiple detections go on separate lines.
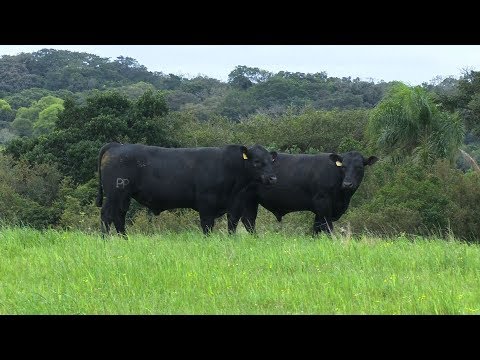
364, 156, 378, 166
241, 145, 249, 160
270, 151, 278, 162
329, 153, 343, 166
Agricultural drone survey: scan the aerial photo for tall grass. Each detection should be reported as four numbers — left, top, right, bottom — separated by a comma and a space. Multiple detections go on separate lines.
1, 227, 479, 314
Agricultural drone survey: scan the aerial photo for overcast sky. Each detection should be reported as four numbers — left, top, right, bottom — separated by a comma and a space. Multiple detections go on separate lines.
1, 45, 479, 85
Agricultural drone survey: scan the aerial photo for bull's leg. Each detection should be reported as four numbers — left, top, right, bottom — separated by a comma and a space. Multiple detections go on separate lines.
113, 197, 131, 238
100, 200, 114, 238
200, 215, 215, 235
313, 214, 333, 235
241, 202, 259, 234
312, 194, 333, 236
197, 195, 217, 235
239, 189, 259, 234
113, 212, 127, 237
100, 218, 110, 237
227, 191, 248, 235
227, 213, 241, 234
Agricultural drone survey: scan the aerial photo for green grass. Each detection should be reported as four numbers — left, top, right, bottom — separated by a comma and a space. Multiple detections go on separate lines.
1, 227, 480, 314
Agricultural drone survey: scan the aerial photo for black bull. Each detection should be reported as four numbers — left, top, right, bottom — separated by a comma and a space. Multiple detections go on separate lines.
96, 142, 277, 235
240, 151, 378, 235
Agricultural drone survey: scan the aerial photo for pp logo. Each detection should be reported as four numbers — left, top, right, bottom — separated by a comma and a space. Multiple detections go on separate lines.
116, 178, 130, 189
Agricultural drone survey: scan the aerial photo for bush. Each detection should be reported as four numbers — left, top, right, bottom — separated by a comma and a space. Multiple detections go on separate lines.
59, 195, 99, 233
340, 159, 480, 241
128, 208, 200, 234
433, 160, 480, 241
0, 182, 58, 228
0, 153, 63, 228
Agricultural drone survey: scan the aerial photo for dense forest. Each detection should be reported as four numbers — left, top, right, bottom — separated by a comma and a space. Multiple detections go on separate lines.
1, 48, 479, 240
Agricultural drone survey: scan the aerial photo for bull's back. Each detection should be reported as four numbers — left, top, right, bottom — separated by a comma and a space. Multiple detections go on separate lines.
101, 144, 228, 210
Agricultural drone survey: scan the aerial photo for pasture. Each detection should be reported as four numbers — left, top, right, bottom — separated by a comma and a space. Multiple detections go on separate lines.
1, 227, 479, 314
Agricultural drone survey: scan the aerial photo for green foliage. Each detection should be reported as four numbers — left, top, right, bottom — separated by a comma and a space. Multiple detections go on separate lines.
368, 83, 464, 164
456, 139, 480, 172
10, 96, 64, 137
166, 108, 368, 153
220, 70, 388, 120
1, 49, 391, 122
338, 137, 366, 154
171, 113, 238, 147
0, 129, 17, 144
218, 90, 257, 120
180, 76, 228, 100
451, 70, 480, 137
15, 106, 40, 122
135, 89, 168, 118
59, 196, 99, 232
164, 90, 200, 112
11, 117, 33, 137
7, 89, 171, 184
0, 49, 164, 96
228, 65, 272, 90
237, 108, 369, 153
0, 184, 57, 228
128, 208, 200, 234
0, 99, 15, 123
109, 81, 156, 100
0, 153, 63, 228
54, 177, 99, 232
432, 161, 480, 240
4, 88, 74, 110
0, 54, 44, 94
341, 159, 480, 241
66, 140, 105, 183
4, 88, 55, 109
33, 103, 64, 135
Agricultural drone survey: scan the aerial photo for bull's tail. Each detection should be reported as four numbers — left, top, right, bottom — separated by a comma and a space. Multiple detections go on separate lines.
96, 142, 120, 207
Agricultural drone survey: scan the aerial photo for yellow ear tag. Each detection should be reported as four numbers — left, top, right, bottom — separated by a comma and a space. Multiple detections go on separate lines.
336, 161, 343, 167
243, 153, 248, 160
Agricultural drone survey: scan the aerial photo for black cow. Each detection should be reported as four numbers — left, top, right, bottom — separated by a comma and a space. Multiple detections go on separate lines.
241, 151, 378, 235
96, 142, 277, 236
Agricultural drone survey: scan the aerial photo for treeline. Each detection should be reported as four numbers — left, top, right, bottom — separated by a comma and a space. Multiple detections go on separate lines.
0, 49, 392, 144
1, 49, 480, 240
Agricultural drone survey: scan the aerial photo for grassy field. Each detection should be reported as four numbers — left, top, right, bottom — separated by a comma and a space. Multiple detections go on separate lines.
1, 227, 479, 314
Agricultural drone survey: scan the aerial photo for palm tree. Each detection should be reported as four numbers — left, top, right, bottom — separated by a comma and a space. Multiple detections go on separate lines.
367, 83, 464, 164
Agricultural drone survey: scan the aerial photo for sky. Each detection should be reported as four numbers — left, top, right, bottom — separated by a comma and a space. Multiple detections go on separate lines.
0, 45, 479, 85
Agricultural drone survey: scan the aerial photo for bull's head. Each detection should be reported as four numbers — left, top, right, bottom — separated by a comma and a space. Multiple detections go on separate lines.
242, 145, 278, 185
329, 151, 378, 191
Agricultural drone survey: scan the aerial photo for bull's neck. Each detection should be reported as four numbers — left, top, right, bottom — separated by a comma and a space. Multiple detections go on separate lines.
339, 187, 356, 203
232, 172, 251, 193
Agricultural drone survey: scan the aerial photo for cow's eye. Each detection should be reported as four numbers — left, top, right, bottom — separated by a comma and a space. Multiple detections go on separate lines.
253, 160, 261, 167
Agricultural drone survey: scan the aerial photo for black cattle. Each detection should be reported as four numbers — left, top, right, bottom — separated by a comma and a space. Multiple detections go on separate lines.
241, 151, 378, 235
96, 142, 277, 236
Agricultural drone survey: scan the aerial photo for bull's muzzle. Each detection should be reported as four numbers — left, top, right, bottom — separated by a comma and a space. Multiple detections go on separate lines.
341, 181, 354, 189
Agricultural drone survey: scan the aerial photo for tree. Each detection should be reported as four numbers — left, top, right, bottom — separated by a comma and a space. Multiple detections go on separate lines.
9, 95, 64, 137
128, 90, 173, 146
33, 103, 64, 135
456, 70, 480, 136
228, 65, 273, 90
6, 90, 172, 184
133, 89, 168, 119
367, 83, 464, 164
111, 81, 156, 100
0, 99, 15, 125
0, 55, 44, 94
11, 117, 33, 137
4, 88, 57, 109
